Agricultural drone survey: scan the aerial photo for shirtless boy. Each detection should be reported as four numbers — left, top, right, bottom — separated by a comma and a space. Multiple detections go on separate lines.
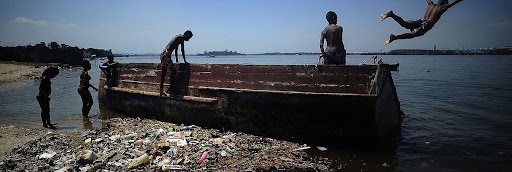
380, 0, 463, 47
320, 11, 346, 65
160, 30, 193, 96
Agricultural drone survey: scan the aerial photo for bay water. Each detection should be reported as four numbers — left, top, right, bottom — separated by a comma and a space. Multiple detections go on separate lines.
1, 55, 511, 171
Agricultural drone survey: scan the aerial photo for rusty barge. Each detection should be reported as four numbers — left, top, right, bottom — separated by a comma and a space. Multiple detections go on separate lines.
98, 63, 403, 146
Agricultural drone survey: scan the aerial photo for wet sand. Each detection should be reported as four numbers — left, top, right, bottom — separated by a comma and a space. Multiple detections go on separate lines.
0, 122, 80, 161
0, 62, 45, 84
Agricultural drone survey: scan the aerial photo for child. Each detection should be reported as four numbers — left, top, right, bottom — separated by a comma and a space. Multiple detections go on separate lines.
36, 67, 59, 129
160, 30, 193, 96
380, 0, 463, 47
320, 11, 346, 65
100, 54, 118, 87
78, 60, 98, 117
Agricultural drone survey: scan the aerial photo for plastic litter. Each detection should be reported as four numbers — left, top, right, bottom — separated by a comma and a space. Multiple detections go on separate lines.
292, 146, 311, 151
129, 153, 149, 169
162, 165, 182, 171
199, 151, 208, 162
2, 117, 331, 171
317, 146, 328, 151
38, 150, 56, 159
76, 150, 98, 165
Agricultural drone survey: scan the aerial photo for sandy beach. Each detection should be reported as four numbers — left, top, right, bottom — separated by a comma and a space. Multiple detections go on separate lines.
0, 62, 46, 84
0, 62, 51, 160
0, 122, 80, 161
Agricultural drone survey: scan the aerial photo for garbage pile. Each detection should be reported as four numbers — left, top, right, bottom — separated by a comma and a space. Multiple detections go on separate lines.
2, 118, 331, 171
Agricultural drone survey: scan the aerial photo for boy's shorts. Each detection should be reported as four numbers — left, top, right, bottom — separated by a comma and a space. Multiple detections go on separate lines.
406, 19, 434, 36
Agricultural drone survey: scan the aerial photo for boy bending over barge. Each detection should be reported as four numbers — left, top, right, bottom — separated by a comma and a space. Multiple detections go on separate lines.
160, 30, 193, 97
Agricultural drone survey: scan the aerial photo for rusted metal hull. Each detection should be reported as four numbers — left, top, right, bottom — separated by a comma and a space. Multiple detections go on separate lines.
98, 63, 402, 147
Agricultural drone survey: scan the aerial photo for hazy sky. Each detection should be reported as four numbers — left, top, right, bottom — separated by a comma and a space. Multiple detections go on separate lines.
1, 0, 511, 54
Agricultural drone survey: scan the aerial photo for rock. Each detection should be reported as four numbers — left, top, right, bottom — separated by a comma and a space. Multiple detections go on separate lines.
76, 150, 98, 165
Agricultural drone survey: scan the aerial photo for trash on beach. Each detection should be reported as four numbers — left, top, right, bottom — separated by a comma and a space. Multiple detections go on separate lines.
38, 150, 56, 159
2, 117, 331, 171
129, 153, 149, 169
317, 146, 328, 151
76, 150, 98, 165
292, 146, 312, 151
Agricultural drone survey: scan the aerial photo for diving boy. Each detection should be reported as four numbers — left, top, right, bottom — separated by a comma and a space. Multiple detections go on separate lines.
380, 0, 464, 47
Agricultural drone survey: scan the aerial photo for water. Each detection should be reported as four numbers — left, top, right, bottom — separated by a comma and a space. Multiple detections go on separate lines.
1, 55, 511, 171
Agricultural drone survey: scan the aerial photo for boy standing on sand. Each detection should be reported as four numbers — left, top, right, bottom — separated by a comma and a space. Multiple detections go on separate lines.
160, 30, 193, 97
36, 67, 59, 129
380, 0, 463, 47
320, 11, 346, 65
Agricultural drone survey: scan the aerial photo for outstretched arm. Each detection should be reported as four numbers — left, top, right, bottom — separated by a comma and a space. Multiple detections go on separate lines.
89, 84, 98, 91
446, 0, 463, 9
426, 0, 434, 5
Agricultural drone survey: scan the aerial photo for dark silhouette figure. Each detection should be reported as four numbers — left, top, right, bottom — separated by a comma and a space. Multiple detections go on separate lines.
320, 11, 346, 65
36, 67, 59, 129
160, 30, 193, 97
381, 0, 464, 47
100, 54, 118, 87
78, 60, 98, 117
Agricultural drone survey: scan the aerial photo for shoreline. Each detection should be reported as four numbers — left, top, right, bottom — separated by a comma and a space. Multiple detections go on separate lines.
0, 61, 46, 84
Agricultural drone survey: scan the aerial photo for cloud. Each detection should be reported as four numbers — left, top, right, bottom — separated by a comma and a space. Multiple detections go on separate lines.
12, 17, 48, 25
57, 19, 77, 28
488, 21, 512, 29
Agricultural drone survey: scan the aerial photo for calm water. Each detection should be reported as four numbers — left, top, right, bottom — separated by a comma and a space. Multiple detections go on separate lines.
1, 55, 511, 171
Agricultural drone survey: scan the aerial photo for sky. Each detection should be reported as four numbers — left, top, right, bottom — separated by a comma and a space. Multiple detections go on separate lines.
1, 0, 511, 54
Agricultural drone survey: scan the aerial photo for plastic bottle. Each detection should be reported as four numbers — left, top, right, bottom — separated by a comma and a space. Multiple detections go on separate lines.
198, 151, 208, 162
181, 126, 191, 130
129, 153, 149, 169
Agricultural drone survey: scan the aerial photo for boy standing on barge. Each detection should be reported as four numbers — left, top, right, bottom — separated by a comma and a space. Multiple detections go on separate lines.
320, 11, 347, 65
160, 30, 193, 97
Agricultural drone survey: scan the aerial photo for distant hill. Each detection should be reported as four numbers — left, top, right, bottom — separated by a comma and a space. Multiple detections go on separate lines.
0, 42, 111, 65
198, 50, 244, 56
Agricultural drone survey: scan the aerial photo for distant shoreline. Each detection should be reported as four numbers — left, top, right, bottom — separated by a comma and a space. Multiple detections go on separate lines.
0, 61, 46, 84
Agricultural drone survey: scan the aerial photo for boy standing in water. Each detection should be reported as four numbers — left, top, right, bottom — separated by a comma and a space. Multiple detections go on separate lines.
78, 60, 98, 117
100, 54, 118, 87
320, 11, 346, 65
380, 0, 463, 47
160, 30, 193, 97
36, 67, 59, 129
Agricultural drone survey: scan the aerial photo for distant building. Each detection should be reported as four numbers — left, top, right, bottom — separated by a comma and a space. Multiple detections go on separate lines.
35, 42, 46, 48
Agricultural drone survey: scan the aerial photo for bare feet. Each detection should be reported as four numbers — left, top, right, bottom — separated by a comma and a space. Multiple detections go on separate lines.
384, 34, 396, 47
160, 91, 169, 97
380, 10, 393, 21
